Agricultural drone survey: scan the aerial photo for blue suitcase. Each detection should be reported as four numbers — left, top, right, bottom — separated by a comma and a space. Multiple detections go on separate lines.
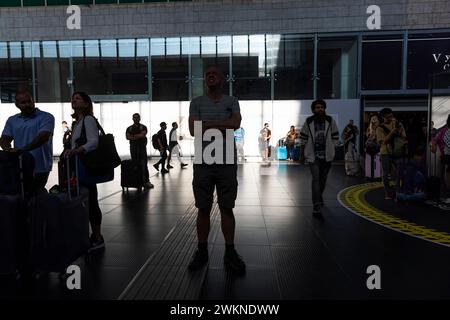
277, 146, 287, 160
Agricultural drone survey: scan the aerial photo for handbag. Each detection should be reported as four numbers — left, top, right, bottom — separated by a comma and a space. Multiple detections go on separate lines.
76, 117, 121, 177
77, 157, 114, 186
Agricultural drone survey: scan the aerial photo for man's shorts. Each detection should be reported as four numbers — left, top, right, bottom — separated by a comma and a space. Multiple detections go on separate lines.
193, 164, 238, 209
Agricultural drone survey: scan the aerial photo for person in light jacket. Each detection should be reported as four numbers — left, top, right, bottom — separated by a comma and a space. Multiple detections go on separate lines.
299, 99, 339, 216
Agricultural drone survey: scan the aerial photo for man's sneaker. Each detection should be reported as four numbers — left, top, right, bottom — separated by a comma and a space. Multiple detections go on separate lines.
161, 168, 169, 174
144, 182, 154, 189
181, 163, 188, 169
153, 164, 160, 171
188, 249, 208, 271
224, 249, 246, 274
167, 164, 174, 169
89, 235, 105, 253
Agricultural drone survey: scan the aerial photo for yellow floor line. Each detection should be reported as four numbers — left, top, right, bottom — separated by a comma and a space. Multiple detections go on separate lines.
337, 183, 450, 247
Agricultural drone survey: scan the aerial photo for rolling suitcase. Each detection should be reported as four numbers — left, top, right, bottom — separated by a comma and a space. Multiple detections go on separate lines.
121, 160, 145, 192
345, 149, 359, 176
0, 155, 29, 276
30, 157, 90, 275
276, 146, 287, 160
0, 151, 35, 195
0, 195, 21, 275
365, 154, 382, 180
427, 152, 441, 201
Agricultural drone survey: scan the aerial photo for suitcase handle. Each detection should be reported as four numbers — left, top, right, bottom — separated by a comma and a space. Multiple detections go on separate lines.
18, 154, 25, 199
66, 156, 80, 200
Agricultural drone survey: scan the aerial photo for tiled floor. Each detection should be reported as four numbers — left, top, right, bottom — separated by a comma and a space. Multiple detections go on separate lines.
2, 160, 450, 300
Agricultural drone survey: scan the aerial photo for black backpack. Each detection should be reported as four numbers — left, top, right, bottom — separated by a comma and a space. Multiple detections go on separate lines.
152, 134, 159, 150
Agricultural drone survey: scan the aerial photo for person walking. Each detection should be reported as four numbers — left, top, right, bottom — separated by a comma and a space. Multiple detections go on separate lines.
167, 122, 188, 170
299, 99, 339, 215
153, 122, 169, 174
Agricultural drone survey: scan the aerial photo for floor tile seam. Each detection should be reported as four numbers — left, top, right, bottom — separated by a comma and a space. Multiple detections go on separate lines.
137, 204, 199, 298
117, 201, 197, 299
132, 200, 219, 299
155, 204, 218, 297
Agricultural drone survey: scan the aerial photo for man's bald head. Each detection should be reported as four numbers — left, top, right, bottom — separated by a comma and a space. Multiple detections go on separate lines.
15, 89, 35, 116
204, 66, 225, 91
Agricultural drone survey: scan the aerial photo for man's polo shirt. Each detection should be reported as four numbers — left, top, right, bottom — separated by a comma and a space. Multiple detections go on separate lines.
2, 108, 55, 173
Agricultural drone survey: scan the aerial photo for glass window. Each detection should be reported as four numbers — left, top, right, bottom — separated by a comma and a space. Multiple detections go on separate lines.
166, 37, 181, 56
100, 39, 117, 58
71, 40, 84, 58
232, 35, 270, 100
189, 36, 231, 98
407, 38, 450, 89
362, 39, 403, 90
0, 43, 7, 59
317, 37, 357, 99
74, 39, 148, 96
151, 37, 188, 101
23, 42, 32, 58
0, 1, 21, 7
0, 42, 33, 103
273, 35, 314, 99
58, 41, 71, 58
23, 0, 46, 5
136, 39, 149, 58
9, 42, 23, 59
85, 40, 100, 57
34, 41, 71, 102
42, 41, 57, 58
182, 37, 200, 56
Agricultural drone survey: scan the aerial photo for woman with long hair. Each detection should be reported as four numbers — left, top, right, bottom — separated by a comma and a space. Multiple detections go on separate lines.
366, 115, 380, 141
431, 114, 450, 199
64, 91, 105, 252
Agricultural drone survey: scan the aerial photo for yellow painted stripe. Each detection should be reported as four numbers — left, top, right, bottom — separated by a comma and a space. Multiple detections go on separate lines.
338, 183, 450, 247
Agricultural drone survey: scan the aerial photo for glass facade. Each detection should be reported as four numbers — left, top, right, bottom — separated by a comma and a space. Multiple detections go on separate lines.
273, 35, 314, 100
73, 39, 148, 96
1, 31, 449, 103
0, 0, 193, 7
33, 41, 71, 102
317, 37, 357, 99
361, 38, 403, 90
0, 42, 33, 103
151, 37, 188, 101
407, 36, 450, 89
232, 35, 271, 100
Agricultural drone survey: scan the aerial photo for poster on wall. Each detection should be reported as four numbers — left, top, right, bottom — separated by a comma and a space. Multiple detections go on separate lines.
408, 38, 450, 89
